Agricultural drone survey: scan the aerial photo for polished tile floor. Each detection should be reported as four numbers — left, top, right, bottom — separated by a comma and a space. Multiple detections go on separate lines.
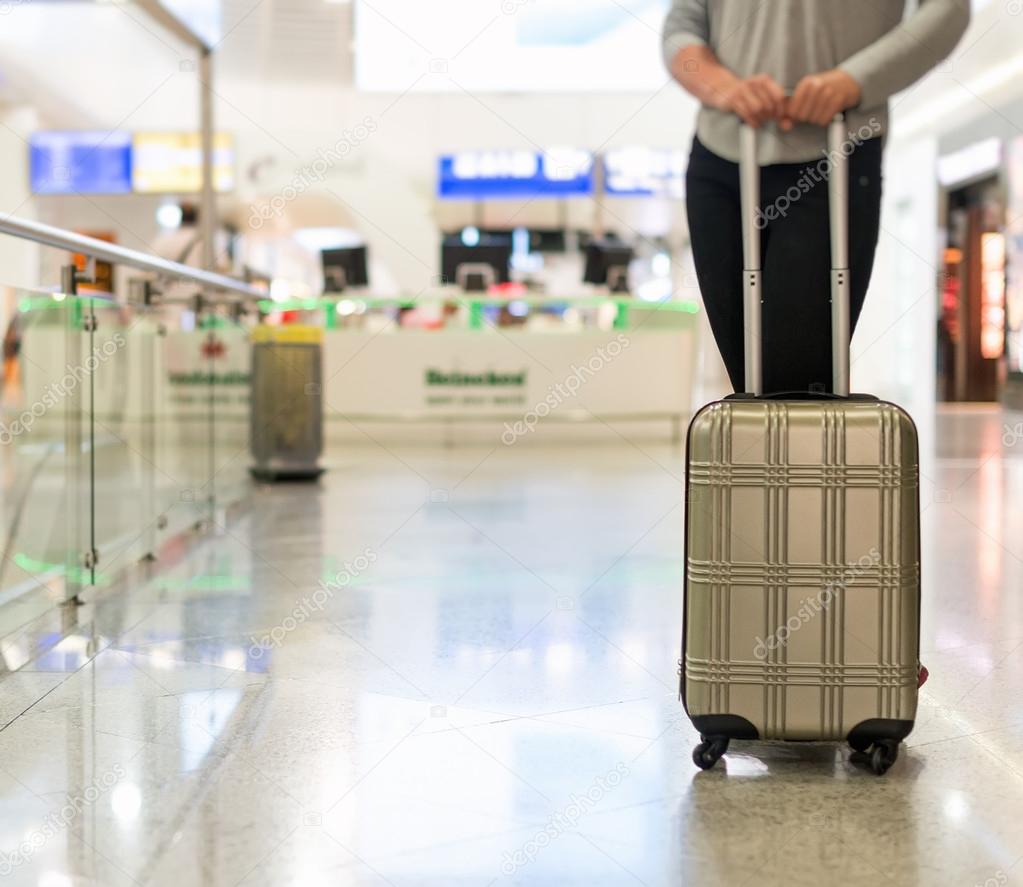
2, 406, 1023, 887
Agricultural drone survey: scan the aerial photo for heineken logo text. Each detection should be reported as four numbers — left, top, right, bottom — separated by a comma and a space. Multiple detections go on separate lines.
426, 369, 527, 387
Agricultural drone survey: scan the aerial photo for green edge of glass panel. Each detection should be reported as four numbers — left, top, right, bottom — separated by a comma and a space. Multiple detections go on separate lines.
258, 296, 700, 315
200, 316, 244, 330
12, 553, 110, 587
613, 304, 629, 330
18, 295, 113, 313
154, 574, 249, 593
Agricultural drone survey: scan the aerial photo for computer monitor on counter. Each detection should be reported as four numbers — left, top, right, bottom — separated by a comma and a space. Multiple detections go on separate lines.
584, 240, 634, 293
441, 237, 512, 292
323, 246, 369, 292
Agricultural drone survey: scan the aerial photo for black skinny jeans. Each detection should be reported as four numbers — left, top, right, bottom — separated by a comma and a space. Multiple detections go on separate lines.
685, 136, 883, 394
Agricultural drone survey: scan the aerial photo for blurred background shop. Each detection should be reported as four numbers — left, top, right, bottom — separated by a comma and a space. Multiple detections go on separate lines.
1, 1, 1020, 424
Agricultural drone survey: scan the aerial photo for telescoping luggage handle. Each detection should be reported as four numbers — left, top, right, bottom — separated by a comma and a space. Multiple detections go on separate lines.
739, 116, 851, 397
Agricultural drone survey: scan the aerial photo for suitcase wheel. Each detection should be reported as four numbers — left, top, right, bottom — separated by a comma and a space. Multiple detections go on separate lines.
850, 739, 899, 775
869, 741, 899, 776
692, 737, 730, 770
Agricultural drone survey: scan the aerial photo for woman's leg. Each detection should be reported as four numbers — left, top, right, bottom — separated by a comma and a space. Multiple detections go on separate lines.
847, 138, 884, 333
685, 138, 746, 391
759, 139, 884, 394
759, 160, 834, 393
685, 136, 883, 394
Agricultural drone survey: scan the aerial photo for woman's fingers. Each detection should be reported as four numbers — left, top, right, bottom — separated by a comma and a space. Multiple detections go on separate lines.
805, 88, 830, 125
728, 75, 787, 127
740, 91, 762, 125
732, 94, 758, 127
726, 70, 858, 128
758, 76, 787, 119
786, 70, 860, 125
727, 85, 761, 126
787, 77, 818, 123
809, 79, 840, 124
747, 76, 784, 124
749, 81, 775, 125
751, 87, 777, 124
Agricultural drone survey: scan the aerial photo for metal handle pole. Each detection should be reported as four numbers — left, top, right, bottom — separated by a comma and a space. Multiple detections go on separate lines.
739, 125, 763, 396
738, 116, 852, 396
828, 115, 851, 396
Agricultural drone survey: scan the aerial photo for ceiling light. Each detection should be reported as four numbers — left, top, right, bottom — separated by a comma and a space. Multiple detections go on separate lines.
157, 204, 184, 230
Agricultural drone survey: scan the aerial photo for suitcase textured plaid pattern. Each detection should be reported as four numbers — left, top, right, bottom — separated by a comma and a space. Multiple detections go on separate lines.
683, 398, 920, 741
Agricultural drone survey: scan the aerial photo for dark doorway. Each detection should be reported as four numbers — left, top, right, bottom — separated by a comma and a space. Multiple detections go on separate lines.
938, 177, 1006, 403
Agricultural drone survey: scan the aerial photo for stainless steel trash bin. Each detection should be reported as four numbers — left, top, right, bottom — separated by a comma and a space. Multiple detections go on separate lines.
249, 325, 325, 481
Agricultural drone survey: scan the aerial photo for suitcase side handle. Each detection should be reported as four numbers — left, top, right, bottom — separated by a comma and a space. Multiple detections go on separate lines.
739, 117, 851, 397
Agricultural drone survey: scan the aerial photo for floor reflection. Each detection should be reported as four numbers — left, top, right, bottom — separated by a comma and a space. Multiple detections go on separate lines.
0, 407, 1022, 886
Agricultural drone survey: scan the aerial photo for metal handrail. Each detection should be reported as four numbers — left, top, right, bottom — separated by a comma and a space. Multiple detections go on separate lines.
0, 213, 262, 299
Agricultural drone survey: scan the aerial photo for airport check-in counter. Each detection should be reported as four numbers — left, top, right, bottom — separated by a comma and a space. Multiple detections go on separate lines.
259, 292, 701, 443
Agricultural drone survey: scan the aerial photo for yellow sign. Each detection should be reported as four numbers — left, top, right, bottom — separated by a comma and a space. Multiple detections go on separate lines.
132, 132, 235, 194
251, 325, 323, 345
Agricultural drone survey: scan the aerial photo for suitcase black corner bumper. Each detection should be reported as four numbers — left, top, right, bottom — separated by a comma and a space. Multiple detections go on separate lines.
691, 715, 760, 741
847, 718, 915, 746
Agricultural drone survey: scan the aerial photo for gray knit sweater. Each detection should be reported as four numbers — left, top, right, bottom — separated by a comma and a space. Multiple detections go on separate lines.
663, 0, 970, 164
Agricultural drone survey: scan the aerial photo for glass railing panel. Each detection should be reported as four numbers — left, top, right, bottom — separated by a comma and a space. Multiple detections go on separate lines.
88, 298, 161, 579
0, 290, 90, 613
1, 287, 260, 627
150, 304, 216, 548
205, 314, 252, 518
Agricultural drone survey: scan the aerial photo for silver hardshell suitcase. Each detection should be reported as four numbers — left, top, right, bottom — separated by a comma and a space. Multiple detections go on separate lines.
681, 119, 921, 775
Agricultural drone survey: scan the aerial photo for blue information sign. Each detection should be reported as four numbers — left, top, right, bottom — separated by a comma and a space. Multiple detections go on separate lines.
438, 149, 593, 199
30, 131, 133, 195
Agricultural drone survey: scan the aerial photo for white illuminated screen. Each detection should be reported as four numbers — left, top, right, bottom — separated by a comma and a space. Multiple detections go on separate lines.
451, 148, 591, 180
355, 0, 670, 92
605, 147, 687, 197
157, 0, 222, 46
